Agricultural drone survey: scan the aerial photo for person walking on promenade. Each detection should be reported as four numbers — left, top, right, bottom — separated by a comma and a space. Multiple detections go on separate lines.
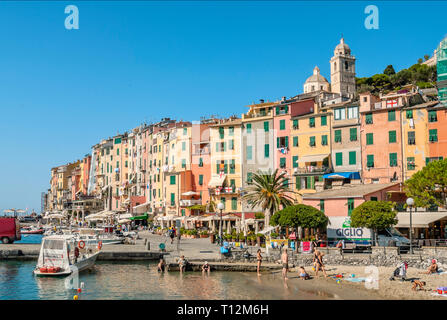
169, 228, 175, 244
256, 249, 262, 276
281, 248, 289, 280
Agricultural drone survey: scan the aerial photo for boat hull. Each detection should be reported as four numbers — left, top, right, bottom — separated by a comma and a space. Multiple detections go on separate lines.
34, 252, 100, 277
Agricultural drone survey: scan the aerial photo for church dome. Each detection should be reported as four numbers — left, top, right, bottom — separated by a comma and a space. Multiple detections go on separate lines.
305, 66, 329, 84
334, 37, 351, 55
303, 66, 330, 94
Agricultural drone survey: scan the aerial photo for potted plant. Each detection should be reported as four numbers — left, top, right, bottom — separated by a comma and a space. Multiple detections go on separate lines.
238, 232, 245, 243
231, 230, 237, 242
270, 232, 279, 239
256, 233, 264, 246
191, 229, 199, 238
200, 230, 209, 238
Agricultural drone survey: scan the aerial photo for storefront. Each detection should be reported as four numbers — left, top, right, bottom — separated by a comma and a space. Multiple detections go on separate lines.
395, 211, 447, 240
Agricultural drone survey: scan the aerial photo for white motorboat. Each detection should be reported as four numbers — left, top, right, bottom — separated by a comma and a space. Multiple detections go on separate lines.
33, 235, 100, 277
75, 227, 124, 245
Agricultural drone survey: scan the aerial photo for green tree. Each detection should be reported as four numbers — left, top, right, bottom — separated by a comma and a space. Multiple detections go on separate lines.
243, 169, 295, 229
424, 54, 430, 61
417, 58, 423, 64
270, 204, 328, 239
383, 64, 396, 76
404, 159, 447, 208
350, 201, 397, 245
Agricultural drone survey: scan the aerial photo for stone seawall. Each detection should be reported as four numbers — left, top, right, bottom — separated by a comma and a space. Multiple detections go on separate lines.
222, 247, 447, 271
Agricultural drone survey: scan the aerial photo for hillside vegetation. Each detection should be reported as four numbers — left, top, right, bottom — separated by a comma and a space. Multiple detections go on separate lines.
356, 56, 437, 94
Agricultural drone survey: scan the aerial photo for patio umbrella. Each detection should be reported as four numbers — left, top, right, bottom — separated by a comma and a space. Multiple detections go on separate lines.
226, 220, 231, 234
181, 191, 200, 196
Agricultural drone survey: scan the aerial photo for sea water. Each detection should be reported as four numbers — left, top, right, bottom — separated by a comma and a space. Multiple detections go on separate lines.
0, 261, 337, 300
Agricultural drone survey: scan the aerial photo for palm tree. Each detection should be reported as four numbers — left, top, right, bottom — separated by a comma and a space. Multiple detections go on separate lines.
242, 169, 296, 229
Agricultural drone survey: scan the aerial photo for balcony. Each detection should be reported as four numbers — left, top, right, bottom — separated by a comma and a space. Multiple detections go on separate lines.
242, 110, 272, 119
179, 199, 202, 207
293, 166, 331, 175
210, 186, 239, 195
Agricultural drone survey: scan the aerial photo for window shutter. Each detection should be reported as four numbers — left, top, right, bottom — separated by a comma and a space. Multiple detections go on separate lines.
264, 121, 269, 132
264, 144, 269, 158
277, 137, 280, 148
292, 156, 298, 168
349, 151, 356, 165
285, 136, 289, 148
295, 176, 301, 190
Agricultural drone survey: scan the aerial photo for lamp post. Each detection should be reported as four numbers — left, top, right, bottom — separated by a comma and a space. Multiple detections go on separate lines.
406, 197, 414, 254
217, 202, 225, 246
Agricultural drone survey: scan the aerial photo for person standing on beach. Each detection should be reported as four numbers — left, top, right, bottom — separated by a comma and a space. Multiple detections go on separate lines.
281, 248, 289, 280
314, 250, 328, 278
256, 249, 262, 276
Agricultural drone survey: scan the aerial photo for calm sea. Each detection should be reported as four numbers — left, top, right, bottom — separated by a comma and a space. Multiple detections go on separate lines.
0, 261, 340, 300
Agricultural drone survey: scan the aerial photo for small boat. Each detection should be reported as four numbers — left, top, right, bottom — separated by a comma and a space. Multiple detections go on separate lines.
33, 235, 100, 277
20, 226, 44, 234
74, 226, 125, 246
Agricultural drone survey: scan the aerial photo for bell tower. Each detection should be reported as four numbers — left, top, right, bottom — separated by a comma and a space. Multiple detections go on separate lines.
330, 37, 356, 98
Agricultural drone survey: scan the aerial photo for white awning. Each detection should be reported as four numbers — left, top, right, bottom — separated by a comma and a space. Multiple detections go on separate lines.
208, 174, 226, 188
395, 212, 447, 228
182, 191, 200, 196
298, 154, 329, 163
118, 213, 133, 219
118, 218, 131, 223
258, 226, 276, 235
98, 210, 116, 217
133, 202, 150, 214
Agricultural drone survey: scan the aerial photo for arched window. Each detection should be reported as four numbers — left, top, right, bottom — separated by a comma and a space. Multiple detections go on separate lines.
334, 62, 337, 71
345, 61, 349, 70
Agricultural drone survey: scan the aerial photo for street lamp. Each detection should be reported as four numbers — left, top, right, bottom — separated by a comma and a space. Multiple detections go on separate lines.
217, 202, 225, 246
406, 197, 415, 254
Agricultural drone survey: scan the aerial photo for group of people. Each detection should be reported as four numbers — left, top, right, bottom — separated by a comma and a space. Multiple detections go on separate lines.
157, 255, 211, 275
255, 247, 327, 280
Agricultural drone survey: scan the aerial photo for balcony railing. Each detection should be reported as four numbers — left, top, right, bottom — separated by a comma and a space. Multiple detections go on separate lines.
243, 110, 272, 119
294, 166, 330, 174
179, 199, 202, 207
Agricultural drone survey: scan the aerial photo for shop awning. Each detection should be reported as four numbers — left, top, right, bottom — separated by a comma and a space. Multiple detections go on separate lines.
395, 212, 447, 228
118, 213, 133, 219
298, 154, 329, 163
323, 172, 361, 179
130, 213, 148, 221
208, 174, 226, 187
258, 226, 276, 235
133, 202, 150, 214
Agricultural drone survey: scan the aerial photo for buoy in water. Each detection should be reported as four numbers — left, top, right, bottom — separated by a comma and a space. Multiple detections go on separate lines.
73, 295, 78, 300
77, 288, 82, 293
351, 274, 355, 278
336, 279, 341, 284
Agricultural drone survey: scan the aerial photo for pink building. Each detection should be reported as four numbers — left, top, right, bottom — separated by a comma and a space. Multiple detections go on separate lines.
302, 183, 401, 217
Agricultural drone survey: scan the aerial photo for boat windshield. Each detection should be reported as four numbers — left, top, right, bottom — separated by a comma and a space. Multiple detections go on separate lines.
43, 239, 64, 250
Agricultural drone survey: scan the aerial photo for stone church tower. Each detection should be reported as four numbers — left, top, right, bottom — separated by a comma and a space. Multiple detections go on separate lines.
330, 38, 356, 98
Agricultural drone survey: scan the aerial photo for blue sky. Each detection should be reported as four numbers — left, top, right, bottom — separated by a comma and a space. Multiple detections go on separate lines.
0, 1, 445, 213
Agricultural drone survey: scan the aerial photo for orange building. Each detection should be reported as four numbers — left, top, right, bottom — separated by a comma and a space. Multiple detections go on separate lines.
360, 92, 405, 184
427, 105, 447, 162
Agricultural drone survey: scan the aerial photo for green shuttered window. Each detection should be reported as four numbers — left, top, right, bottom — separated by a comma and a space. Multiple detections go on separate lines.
389, 153, 397, 167
366, 133, 373, 145
335, 152, 343, 166
389, 130, 397, 143
334, 130, 342, 143
350, 128, 357, 141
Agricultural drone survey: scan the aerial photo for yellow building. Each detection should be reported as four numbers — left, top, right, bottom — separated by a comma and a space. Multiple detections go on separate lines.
209, 118, 243, 212
290, 99, 331, 202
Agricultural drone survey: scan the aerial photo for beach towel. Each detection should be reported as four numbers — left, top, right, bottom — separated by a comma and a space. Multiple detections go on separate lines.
344, 277, 368, 283
431, 293, 447, 298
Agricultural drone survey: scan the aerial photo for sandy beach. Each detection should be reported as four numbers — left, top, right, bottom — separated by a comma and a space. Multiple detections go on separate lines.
284, 265, 447, 300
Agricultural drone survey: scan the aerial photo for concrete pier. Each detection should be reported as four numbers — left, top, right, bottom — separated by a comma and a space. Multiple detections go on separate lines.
0, 243, 165, 261
167, 261, 282, 272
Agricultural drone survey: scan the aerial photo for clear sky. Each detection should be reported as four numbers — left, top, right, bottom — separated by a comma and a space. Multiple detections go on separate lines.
0, 1, 445, 213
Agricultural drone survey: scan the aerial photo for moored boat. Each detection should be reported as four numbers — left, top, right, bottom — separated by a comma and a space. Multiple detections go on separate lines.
33, 235, 100, 277
20, 226, 44, 234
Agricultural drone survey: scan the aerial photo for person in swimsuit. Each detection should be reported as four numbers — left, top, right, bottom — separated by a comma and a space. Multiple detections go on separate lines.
281, 248, 289, 280
299, 266, 310, 280
425, 259, 438, 274
178, 255, 187, 273
256, 249, 263, 276
202, 261, 210, 274
157, 258, 165, 272
314, 250, 328, 278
